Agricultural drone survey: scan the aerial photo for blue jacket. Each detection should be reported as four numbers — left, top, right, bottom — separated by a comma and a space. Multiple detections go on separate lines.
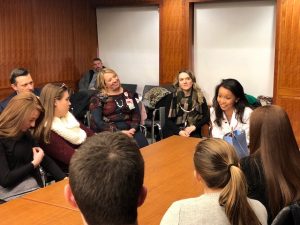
0, 88, 41, 113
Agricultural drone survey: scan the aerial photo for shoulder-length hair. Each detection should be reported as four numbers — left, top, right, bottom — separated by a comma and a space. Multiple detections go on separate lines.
35, 83, 69, 143
194, 138, 261, 225
249, 105, 300, 218
173, 70, 204, 104
96, 68, 119, 95
212, 78, 249, 127
0, 92, 44, 138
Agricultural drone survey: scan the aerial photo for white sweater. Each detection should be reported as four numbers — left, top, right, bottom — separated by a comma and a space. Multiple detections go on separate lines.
160, 192, 267, 225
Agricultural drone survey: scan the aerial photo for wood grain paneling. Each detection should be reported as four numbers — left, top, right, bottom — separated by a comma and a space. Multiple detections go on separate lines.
90, 0, 160, 7
274, 0, 300, 144
72, 0, 98, 84
160, 0, 187, 84
276, 97, 300, 144
0, 0, 35, 92
0, 0, 98, 100
275, 0, 300, 94
32, 0, 74, 85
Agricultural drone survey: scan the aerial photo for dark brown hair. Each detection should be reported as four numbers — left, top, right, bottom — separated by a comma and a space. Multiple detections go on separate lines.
249, 105, 300, 218
69, 132, 144, 225
212, 78, 249, 127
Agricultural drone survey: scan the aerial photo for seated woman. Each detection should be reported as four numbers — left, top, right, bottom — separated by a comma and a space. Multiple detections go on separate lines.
0, 92, 66, 201
160, 138, 267, 225
240, 105, 300, 223
162, 70, 209, 138
35, 83, 94, 171
210, 78, 252, 143
89, 68, 148, 148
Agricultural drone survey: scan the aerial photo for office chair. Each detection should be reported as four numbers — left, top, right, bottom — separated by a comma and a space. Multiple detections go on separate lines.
141, 85, 170, 143
271, 201, 300, 225
121, 83, 138, 94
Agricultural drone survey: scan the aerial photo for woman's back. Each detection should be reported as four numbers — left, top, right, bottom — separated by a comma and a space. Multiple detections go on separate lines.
160, 193, 267, 225
242, 105, 300, 222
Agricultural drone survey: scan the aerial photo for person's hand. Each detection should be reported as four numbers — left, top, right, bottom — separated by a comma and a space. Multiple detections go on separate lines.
121, 130, 134, 138
179, 130, 189, 137
31, 147, 44, 168
184, 125, 196, 135
128, 128, 136, 135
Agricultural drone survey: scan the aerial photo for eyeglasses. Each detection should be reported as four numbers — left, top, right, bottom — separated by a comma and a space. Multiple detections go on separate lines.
60, 83, 66, 88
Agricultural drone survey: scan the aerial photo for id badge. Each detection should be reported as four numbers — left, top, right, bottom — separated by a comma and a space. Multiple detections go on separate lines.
126, 99, 135, 110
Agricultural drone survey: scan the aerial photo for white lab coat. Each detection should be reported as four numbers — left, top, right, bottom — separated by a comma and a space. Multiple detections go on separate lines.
210, 107, 252, 144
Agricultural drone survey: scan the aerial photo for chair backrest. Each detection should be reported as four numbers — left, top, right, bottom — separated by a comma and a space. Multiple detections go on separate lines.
121, 83, 137, 94
271, 201, 300, 225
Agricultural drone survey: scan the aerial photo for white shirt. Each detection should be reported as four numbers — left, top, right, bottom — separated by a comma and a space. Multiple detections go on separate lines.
210, 107, 252, 144
160, 193, 267, 225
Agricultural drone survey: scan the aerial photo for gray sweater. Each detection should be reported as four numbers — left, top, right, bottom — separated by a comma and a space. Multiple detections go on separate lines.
160, 192, 267, 225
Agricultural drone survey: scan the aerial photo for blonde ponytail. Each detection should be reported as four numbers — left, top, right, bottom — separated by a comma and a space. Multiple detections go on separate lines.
194, 139, 262, 225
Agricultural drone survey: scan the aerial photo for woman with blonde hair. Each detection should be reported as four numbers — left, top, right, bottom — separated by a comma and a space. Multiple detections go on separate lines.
35, 83, 94, 171
89, 68, 148, 148
240, 105, 300, 223
162, 70, 209, 138
0, 92, 65, 200
160, 138, 267, 225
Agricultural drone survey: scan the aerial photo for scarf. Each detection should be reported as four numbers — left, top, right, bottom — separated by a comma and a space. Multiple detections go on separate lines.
168, 88, 204, 127
51, 112, 87, 145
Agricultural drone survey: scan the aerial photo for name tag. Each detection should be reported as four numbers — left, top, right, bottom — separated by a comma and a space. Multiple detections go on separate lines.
126, 99, 135, 110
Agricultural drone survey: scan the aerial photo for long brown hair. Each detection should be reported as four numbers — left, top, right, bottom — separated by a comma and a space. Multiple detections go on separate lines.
0, 92, 44, 138
194, 138, 261, 225
249, 105, 300, 218
35, 83, 68, 143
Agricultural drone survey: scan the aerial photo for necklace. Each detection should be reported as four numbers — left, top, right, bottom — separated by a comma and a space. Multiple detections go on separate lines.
115, 99, 124, 108
179, 104, 195, 113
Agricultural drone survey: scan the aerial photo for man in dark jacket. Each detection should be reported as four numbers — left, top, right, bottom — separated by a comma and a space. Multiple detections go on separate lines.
0, 68, 40, 113
78, 57, 104, 91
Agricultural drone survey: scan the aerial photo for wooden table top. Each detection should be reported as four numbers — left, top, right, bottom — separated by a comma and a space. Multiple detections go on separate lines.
0, 198, 81, 225
138, 135, 203, 225
0, 135, 203, 225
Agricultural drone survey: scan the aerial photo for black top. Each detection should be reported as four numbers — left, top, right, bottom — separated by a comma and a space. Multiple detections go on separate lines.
240, 155, 272, 223
161, 93, 210, 138
0, 132, 65, 188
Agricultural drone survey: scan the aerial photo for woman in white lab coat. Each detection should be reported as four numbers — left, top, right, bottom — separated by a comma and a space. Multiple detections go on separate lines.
210, 78, 252, 144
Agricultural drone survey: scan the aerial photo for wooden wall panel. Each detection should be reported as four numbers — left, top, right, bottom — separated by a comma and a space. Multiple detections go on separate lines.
72, 0, 98, 84
276, 97, 300, 144
274, 0, 300, 144
31, 0, 74, 86
0, 0, 35, 91
160, 0, 187, 84
0, 0, 98, 100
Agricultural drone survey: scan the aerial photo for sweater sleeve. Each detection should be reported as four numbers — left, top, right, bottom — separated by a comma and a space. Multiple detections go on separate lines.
41, 132, 78, 166
40, 154, 66, 181
90, 96, 111, 132
0, 141, 35, 188
80, 123, 94, 137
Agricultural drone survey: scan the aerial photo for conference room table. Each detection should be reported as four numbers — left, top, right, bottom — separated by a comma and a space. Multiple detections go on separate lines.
0, 135, 203, 225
